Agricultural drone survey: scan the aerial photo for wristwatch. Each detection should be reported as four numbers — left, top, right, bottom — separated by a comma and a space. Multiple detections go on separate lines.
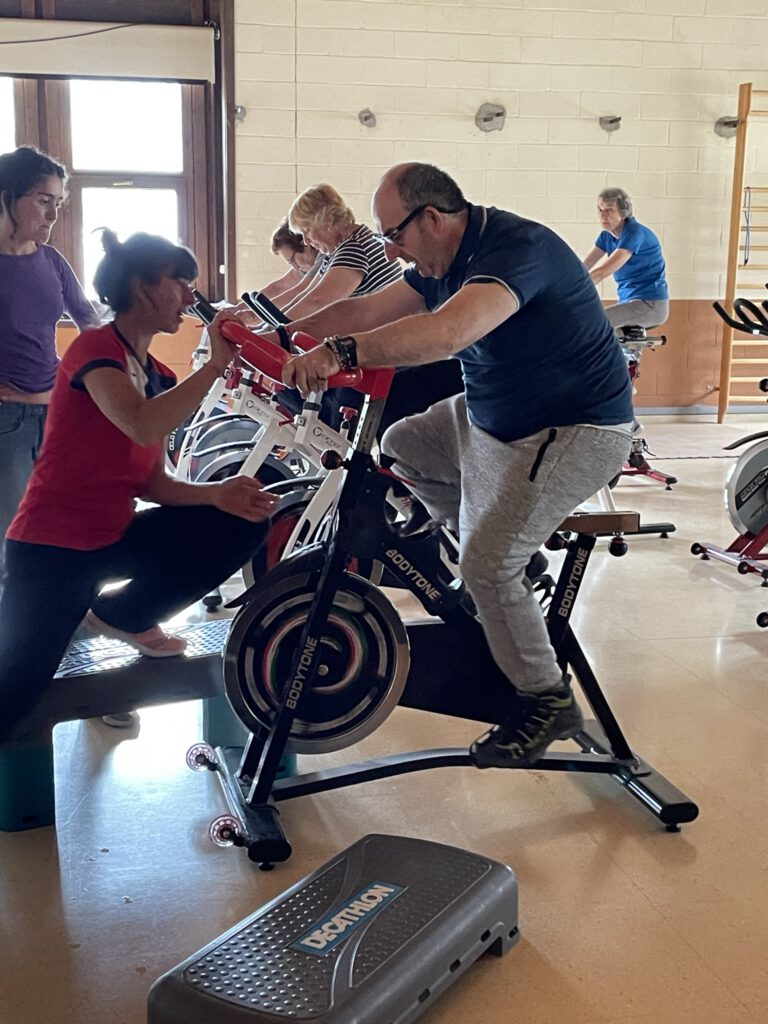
323, 335, 358, 371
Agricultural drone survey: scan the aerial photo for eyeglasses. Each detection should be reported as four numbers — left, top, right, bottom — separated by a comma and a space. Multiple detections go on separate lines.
374, 203, 466, 246
374, 204, 431, 245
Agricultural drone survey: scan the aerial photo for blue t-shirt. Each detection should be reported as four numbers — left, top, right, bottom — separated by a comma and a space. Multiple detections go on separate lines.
596, 217, 668, 302
403, 205, 633, 443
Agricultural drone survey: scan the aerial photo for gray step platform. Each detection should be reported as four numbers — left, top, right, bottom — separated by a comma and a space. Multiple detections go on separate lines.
51, 618, 231, 714
147, 833, 519, 1024
0, 619, 234, 832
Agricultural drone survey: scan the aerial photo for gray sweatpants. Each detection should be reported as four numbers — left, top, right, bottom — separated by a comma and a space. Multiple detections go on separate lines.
605, 298, 669, 330
381, 395, 631, 696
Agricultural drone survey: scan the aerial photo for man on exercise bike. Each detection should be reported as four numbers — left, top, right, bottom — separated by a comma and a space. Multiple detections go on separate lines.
268, 162, 634, 767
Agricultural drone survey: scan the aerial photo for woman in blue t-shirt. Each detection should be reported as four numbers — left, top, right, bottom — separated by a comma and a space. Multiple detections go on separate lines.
582, 187, 669, 330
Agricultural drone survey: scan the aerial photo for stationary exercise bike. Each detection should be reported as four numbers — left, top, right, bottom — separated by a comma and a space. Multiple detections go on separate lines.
186, 323, 699, 868
176, 293, 365, 609
691, 298, 768, 627
614, 325, 678, 491
597, 324, 677, 540
184, 296, 378, 594
170, 292, 316, 487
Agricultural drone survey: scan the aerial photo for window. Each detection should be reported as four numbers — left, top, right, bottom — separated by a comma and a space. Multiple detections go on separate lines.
1, 0, 236, 300
4, 75, 221, 298
0, 77, 15, 153
70, 80, 184, 174
66, 79, 188, 299
81, 188, 181, 301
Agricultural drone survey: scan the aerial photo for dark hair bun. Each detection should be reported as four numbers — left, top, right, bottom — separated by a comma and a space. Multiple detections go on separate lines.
99, 227, 120, 254
93, 230, 198, 313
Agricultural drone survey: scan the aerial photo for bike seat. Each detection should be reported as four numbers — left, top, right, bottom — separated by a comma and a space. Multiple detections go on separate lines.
617, 325, 649, 342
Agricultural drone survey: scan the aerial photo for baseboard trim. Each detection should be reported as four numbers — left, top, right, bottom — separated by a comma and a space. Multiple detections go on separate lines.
636, 405, 767, 416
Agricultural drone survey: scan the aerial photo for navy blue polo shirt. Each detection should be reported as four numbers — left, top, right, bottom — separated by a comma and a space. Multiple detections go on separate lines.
404, 204, 633, 443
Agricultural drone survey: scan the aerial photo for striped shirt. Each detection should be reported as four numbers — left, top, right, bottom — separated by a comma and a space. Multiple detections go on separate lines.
320, 224, 402, 296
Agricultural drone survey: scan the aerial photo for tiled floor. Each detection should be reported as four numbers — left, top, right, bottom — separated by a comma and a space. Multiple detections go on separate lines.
3, 423, 768, 1024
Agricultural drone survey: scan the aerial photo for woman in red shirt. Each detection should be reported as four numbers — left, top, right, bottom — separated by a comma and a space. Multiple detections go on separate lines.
0, 230, 276, 739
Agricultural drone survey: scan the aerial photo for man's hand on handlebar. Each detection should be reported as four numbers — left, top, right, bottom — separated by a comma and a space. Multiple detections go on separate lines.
283, 344, 341, 398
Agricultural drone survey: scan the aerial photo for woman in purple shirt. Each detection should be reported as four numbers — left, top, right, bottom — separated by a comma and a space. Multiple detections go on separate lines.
0, 146, 97, 575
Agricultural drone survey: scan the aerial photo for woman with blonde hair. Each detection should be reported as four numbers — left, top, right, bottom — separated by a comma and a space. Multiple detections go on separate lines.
274, 183, 402, 320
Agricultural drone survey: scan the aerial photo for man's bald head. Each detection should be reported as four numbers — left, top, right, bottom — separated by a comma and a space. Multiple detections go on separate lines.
371, 162, 469, 279
374, 163, 466, 215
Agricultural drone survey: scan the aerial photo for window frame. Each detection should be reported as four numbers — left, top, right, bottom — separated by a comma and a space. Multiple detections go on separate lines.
1, 0, 234, 300
44, 79, 198, 295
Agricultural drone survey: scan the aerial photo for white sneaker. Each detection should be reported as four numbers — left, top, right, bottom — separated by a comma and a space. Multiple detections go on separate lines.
83, 610, 187, 658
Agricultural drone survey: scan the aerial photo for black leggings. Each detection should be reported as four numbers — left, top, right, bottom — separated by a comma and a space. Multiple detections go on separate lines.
0, 504, 268, 738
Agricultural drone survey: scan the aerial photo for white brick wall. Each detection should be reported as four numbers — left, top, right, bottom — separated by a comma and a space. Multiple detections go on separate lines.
233, 0, 768, 298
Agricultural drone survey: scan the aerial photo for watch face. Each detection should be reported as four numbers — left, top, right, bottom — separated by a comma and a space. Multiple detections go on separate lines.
339, 336, 357, 368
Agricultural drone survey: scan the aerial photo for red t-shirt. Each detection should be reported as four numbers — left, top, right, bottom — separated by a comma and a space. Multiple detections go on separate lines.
8, 324, 176, 550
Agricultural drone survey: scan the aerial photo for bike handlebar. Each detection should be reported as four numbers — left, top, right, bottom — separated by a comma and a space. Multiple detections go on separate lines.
712, 298, 768, 336
240, 290, 290, 329
735, 296, 768, 328
191, 289, 219, 324
220, 320, 363, 389
190, 290, 392, 397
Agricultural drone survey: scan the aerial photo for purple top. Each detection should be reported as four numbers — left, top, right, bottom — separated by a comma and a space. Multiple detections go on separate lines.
0, 244, 97, 393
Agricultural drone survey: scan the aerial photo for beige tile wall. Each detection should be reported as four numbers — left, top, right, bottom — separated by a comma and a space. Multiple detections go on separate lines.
234, 0, 768, 303
233, 0, 768, 408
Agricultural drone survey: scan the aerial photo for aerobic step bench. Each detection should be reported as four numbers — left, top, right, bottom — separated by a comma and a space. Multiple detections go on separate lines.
148, 832, 520, 1024
0, 619, 294, 832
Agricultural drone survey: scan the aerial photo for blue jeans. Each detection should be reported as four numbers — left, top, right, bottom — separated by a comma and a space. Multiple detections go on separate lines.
0, 402, 47, 578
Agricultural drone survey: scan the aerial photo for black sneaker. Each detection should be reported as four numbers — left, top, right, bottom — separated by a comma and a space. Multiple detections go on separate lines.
525, 550, 549, 581
471, 687, 583, 768
396, 497, 435, 538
